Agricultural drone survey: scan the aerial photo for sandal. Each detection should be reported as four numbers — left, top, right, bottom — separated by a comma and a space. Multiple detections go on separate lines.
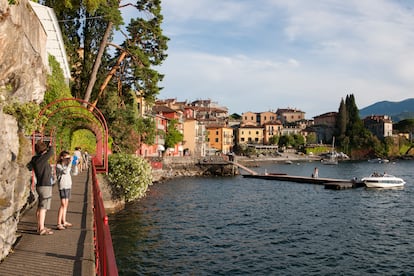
37, 227, 52, 233
63, 222, 73, 227
39, 228, 54, 235
57, 224, 65, 230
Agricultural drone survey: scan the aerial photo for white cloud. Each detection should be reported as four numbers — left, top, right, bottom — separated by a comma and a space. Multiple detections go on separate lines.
127, 0, 414, 117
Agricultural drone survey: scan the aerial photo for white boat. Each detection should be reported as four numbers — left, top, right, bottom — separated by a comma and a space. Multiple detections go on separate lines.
321, 155, 338, 165
361, 173, 406, 188
321, 137, 338, 165
368, 158, 390, 163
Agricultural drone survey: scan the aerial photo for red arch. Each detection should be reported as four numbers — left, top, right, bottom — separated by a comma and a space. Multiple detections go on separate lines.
33, 98, 109, 174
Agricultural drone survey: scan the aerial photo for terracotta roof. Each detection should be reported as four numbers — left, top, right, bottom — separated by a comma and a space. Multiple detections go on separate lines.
152, 105, 177, 113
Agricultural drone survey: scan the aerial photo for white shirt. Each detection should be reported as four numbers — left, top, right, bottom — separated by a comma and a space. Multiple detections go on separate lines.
56, 162, 72, 190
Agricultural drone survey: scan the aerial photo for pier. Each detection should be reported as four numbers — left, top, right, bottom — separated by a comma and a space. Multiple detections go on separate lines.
242, 171, 364, 189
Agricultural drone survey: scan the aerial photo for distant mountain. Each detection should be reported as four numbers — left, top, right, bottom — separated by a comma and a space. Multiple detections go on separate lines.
359, 98, 414, 122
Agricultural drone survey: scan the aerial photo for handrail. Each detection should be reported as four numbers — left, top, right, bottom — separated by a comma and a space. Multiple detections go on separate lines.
92, 159, 118, 276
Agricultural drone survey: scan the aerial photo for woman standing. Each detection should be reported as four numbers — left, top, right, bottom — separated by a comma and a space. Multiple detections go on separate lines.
55, 151, 74, 230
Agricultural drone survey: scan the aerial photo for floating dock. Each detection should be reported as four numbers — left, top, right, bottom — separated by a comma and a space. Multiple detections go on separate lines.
242, 173, 365, 189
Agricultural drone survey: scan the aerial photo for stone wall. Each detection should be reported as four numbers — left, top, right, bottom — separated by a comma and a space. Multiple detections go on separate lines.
0, 0, 48, 260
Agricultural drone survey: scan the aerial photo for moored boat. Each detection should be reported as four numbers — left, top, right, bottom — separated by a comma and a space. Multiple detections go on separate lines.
368, 158, 390, 163
361, 173, 405, 188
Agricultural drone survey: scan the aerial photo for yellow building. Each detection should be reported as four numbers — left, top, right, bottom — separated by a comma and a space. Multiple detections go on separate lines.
207, 126, 234, 154
263, 121, 283, 144
237, 126, 264, 144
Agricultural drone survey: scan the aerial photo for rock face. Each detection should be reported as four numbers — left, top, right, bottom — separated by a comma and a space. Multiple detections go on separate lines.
0, 113, 33, 260
0, 0, 48, 260
0, 0, 47, 103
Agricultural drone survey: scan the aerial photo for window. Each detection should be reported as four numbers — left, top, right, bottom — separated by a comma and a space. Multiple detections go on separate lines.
215, 138, 219, 142
241, 138, 245, 142
216, 131, 219, 135
255, 138, 259, 142
256, 131, 259, 135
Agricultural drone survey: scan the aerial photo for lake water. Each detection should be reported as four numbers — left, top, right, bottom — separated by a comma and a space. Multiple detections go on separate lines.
109, 160, 414, 275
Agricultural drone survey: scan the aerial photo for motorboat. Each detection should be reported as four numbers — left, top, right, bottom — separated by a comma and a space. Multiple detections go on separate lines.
361, 173, 406, 188
368, 158, 390, 163
321, 155, 338, 165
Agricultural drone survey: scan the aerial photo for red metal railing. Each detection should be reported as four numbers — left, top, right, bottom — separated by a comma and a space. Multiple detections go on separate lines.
92, 159, 118, 276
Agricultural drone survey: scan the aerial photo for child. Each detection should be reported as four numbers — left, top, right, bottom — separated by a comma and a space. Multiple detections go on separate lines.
55, 151, 74, 230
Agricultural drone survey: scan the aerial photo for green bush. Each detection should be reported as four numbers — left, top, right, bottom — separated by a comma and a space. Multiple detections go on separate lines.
107, 153, 153, 202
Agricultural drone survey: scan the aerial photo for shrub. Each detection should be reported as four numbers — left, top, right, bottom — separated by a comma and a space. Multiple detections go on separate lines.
107, 153, 153, 202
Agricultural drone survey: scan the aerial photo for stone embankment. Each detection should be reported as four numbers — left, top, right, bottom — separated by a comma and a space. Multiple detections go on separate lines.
152, 153, 321, 183
101, 154, 321, 213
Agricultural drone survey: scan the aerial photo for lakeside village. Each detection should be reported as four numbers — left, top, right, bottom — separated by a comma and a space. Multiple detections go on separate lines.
134, 97, 411, 179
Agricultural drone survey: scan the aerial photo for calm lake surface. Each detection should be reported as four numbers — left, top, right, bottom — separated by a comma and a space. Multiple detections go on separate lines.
109, 160, 414, 275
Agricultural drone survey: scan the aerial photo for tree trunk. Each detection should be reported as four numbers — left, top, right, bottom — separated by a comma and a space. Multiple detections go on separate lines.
90, 50, 127, 109
83, 21, 113, 104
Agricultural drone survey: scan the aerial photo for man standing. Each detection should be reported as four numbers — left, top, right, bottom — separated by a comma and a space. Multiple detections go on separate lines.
28, 141, 54, 235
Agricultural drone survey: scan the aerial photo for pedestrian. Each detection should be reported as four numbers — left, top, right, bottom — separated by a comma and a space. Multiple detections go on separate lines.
312, 167, 319, 178
83, 150, 89, 170
27, 140, 54, 235
73, 147, 83, 173
71, 153, 79, 176
55, 151, 73, 230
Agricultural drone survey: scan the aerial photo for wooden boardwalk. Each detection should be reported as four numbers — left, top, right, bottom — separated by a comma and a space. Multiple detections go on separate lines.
0, 170, 95, 275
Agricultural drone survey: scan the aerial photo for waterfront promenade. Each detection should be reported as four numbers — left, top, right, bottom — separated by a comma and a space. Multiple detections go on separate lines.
0, 170, 95, 275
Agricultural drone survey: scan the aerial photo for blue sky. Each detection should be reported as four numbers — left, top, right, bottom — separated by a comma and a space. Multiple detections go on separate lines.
122, 0, 414, 118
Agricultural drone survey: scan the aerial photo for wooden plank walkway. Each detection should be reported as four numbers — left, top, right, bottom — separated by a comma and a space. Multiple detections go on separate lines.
0, 170, 95, 276
229, 161, 258, 175
243, 173, 363, 187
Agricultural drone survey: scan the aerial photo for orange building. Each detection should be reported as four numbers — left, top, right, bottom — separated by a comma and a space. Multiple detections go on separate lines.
207, 126, 234, 154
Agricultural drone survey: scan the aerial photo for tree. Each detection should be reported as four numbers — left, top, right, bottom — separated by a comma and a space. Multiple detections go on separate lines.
394, 119, 414, 134
269, 135, 279, 145
43, 0, 169, 155
278, 135, 294, 148
336, 98, 347, 142
42, 0, 168, 104
41, 0, 122, 99
165, 119, 183, 149
293, 134, 305, 147
306, 133, 317, 144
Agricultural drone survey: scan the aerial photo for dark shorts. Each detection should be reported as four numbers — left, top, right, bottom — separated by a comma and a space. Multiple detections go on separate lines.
59, 188, 71, 199
36, 186, 52, 210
